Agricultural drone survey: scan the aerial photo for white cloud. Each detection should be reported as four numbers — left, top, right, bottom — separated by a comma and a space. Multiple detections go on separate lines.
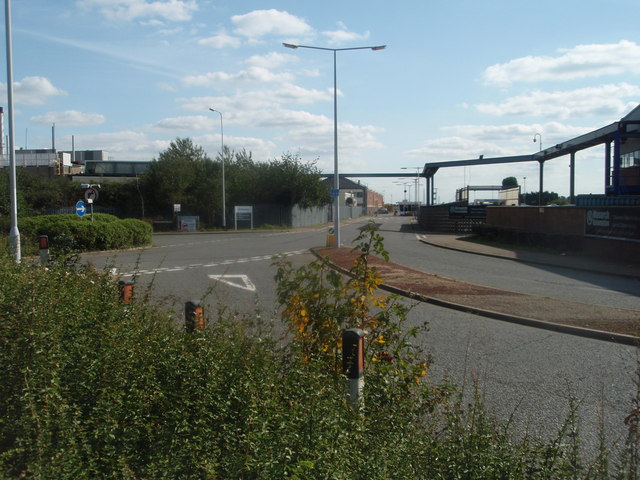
322, 22, 370, 45
194, 133, 278, 161
0, 76, 67, 105
406, 121, 601, 162
177, 85, 332, 122
482, 40, 640, 86
74, 130, 164, 160
182, 67, 293, 87
441, 122, 594, 144
476, 83, 640, 119
244, 52, 293, 69
406, 136, 512, 160
198, 31, 242, 49
31, 110, 106, 126
231, 9, 312, 39
152, 115, 214, 131
77, 0, 197, 22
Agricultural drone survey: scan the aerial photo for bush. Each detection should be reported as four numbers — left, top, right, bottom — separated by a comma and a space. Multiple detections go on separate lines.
16, 214, 152, 255
0, 228, 637, 478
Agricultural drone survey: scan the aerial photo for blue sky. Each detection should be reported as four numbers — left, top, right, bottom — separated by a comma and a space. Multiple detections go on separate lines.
2, 0, 640, 204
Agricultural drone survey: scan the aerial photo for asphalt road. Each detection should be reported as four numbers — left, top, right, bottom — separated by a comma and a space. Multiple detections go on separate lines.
84, 218, 640, 457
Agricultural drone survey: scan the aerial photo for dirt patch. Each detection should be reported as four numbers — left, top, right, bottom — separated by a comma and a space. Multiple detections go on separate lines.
314, 247, 640, 341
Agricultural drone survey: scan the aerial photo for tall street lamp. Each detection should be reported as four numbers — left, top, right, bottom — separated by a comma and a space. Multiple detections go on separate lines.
402, 166, 421, 216
283, 42, 386, 247
5, 0, 20, 262
209, 108, 226, 229
393, 180, 411, 214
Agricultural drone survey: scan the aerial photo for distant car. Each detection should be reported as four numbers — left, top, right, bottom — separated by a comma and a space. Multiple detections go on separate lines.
376, 208, 388, 214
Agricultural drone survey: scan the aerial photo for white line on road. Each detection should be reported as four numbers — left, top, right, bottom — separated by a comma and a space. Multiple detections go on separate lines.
119, 249, 307, 277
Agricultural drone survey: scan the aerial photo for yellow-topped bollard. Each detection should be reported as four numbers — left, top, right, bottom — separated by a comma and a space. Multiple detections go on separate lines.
326, 228, 335, 247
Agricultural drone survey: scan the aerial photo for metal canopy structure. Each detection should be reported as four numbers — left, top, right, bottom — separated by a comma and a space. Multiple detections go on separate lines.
421, 104, 640, 206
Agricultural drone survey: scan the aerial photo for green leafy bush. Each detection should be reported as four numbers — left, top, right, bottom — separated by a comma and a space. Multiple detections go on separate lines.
17, 213, 152, 255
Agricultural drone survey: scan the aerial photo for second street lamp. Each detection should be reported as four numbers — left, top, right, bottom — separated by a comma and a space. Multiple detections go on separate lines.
402, 166, 422, 216
283, 42, 386, 247
209, 108, 226, 229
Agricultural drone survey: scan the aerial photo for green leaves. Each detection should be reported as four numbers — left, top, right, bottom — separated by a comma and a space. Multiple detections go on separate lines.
0, 245, 633, 479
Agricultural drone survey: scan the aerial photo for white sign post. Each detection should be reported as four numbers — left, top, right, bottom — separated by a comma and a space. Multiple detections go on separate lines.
234, 206, 253, 230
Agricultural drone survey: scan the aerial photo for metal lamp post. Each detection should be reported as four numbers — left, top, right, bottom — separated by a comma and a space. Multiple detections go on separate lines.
533, 133, 542, 151
402, 166, 421, 216
393, 180, 411, 215
283, 42, 386, 247
209, 108, 226, 229
5, 0, 20, 262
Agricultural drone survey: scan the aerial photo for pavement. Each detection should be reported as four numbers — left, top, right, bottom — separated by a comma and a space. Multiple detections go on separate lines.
314, 232, 640, 346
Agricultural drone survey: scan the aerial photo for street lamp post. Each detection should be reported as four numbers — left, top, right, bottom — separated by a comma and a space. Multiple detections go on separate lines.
283, 42, 386, 247
5, 0, 20, 263
209, 108, 226, 229
393, 180, 411, 215
533, 133, 542, 151
402, 166, 421, 217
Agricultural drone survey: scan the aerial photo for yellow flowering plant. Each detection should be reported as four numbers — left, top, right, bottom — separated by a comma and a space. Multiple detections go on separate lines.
274, 222, 443, 401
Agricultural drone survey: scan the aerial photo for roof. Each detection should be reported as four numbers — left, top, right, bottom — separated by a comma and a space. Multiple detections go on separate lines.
323, 175, 367, 190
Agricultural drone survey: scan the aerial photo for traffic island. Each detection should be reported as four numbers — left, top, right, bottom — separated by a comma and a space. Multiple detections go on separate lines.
313, 246, 640, 345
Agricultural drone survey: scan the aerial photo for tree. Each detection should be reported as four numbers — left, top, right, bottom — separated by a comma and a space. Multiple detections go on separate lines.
141, 138, 219, 224
521, 190, 561, 205
502, 176, 519, 189
224, 151, 330, 209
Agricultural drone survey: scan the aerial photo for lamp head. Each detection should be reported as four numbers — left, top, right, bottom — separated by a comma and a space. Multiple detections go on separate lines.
371, 45, 386, 50
283, 43, 298, 49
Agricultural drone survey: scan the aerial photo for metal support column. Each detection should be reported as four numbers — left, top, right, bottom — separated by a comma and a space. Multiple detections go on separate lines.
538, 160, 545, 206
569, 152, 575, 204
605, 141, 611, 188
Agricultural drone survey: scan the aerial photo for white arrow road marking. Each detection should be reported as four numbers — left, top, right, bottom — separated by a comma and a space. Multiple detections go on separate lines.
208, 274, 257, 292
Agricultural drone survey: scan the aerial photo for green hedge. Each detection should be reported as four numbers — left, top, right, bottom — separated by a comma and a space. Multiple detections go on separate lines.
18, 214, 152, 254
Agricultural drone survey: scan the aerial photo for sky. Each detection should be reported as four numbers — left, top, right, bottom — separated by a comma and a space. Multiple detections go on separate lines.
1, 0, 639, 204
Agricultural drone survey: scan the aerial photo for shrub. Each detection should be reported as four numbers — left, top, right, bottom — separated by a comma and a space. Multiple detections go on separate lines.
0, 228, 637, 478
16, 214, 152, 255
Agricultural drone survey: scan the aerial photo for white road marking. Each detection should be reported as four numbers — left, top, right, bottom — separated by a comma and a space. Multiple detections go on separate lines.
208, 274, 257, 292
119, 249, 307, 277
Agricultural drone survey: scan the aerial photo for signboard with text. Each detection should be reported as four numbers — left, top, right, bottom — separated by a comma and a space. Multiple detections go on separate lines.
234, 206, 253, 230
585, 207, 640, 241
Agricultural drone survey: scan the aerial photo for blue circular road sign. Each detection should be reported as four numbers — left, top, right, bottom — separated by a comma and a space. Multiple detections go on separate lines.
76, 200, 86, 217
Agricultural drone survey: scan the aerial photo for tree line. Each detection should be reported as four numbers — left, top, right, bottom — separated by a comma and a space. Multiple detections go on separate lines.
0, 138, 331, 228
502, 176, 567, 205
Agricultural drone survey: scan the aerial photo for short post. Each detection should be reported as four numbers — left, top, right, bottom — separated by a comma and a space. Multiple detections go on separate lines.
118, 279, 134, 304
342, 328, 365, 407
326, 228, 335, 247
185, 300, 205, 332
38, 235, 49, 266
